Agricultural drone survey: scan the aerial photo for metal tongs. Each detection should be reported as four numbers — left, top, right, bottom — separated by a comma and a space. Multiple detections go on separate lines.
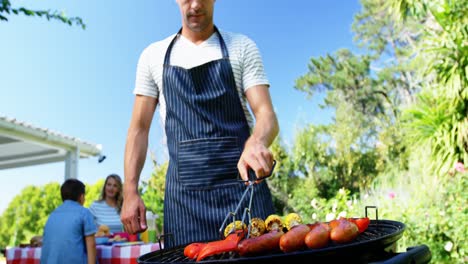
218, 160, 277, 239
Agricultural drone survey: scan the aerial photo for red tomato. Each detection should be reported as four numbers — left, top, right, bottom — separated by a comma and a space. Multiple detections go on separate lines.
348, 217, 370, 233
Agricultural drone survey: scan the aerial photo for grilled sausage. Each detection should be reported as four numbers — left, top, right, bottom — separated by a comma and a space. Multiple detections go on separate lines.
279, 224, 311, 253
330, 219, 359, 243
305, 223, 330, 249
238, 230, 284, 256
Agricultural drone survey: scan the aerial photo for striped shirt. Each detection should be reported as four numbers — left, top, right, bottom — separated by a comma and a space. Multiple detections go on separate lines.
133, 29, 270, 129
88, 200, 123, 234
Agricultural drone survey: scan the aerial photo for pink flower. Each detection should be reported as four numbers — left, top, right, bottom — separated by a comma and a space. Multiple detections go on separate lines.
454, 162, 465, 173
388, 192, 396, 199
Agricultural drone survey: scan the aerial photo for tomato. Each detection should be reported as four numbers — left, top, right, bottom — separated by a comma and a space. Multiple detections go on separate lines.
348, 217, 370, 233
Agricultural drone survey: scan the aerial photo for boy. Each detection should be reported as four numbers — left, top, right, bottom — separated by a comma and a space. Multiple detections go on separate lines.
41, 178, 97, 264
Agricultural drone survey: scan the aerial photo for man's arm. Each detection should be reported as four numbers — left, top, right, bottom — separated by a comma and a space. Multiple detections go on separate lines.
238, 85, 279, 181
121, 95, 158, 234
85, 234, 96, 264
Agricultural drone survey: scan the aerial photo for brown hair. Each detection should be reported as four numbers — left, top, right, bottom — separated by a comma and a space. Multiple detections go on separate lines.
100, 174, 123, 213
61, 178, 85, 202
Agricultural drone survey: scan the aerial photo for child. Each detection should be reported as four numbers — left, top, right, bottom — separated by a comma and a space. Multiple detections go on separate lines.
41, 178, 97, 264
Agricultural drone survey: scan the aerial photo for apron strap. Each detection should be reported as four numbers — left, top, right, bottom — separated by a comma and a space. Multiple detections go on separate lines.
163, 26, 229, 66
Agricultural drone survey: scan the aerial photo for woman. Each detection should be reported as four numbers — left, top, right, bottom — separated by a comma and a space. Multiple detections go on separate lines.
89, 174, 123, 234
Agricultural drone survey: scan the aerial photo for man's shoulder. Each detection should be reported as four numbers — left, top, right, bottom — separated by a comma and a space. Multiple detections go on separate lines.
219, 30, 251, 42
218, 29, 257, 51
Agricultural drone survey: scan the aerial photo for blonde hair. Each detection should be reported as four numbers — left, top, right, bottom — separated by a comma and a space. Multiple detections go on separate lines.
100, 174, 123, 213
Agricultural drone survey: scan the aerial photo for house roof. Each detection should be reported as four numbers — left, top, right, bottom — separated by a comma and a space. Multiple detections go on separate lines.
0, 115, 102, 170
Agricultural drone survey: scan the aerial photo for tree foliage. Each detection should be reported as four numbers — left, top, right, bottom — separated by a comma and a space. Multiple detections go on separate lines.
0, 184, 61, 247
141, 157, 167, 232
0, 0, 85, 29
393, 0, 468, 174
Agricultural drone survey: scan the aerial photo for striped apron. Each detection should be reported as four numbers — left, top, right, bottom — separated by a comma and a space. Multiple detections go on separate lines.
162, 27, 275, 247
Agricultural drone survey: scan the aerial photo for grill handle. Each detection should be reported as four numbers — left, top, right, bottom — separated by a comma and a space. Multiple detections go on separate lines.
237, 160, 277, 183
157, 232, 174, 257
369, 245, 432, 264
365, 206, 379, 221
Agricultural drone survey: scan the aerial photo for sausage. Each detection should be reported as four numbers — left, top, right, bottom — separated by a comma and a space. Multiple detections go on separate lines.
279, 224, 311, 253
238, 230, 284, 256
183, 242, 205, 259
330, 219, 359, 243
305, 223, 330, 249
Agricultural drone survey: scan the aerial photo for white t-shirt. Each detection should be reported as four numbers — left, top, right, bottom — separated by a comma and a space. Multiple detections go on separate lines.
133, 29, 270, 129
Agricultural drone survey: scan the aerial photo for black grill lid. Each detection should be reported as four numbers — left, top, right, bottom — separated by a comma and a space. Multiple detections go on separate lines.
138, 219, 405, 264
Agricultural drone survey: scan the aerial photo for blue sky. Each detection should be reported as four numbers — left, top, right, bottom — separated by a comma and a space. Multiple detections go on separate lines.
0, 0, 361, 213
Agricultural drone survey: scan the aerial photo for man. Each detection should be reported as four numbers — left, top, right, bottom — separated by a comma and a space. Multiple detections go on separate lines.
121, 0, 279, 247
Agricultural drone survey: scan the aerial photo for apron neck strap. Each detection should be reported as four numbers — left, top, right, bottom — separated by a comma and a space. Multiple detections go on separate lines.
164, 26, 229, 65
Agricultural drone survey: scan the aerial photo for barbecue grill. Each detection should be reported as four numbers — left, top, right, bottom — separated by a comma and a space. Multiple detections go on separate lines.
138, 207, 431, 264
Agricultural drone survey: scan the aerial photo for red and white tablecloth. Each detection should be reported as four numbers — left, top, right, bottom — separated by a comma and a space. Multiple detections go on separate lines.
6, 243, 161, 264
5, 247, 40, 264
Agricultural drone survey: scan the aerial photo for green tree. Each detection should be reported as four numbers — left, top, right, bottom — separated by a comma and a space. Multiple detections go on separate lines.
293, 0, 427, 192
85, 179, 105, 207
390, 0, 468, 173
294, 49, 384, 195
141, 157, 167, 232
268, 137, 298, 214
0, 0, 85, 29
0, 183, 61, 247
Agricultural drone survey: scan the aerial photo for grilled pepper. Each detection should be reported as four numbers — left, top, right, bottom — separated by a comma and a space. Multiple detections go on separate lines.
265, 214, 283, 232
249, 217, 266, 237
224, 220, 246, 238
196, 230, 245, 261
284, 213, 302, 230
184, 242, 205, 259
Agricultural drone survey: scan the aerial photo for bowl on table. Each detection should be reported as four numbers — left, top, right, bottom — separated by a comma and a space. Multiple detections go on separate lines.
95, 236, 110, 245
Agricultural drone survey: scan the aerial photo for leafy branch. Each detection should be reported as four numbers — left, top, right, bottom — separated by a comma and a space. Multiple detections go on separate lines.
0, 0, 85, 29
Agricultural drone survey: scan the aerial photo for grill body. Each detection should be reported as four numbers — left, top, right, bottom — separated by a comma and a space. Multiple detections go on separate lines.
138, 220, 430, 264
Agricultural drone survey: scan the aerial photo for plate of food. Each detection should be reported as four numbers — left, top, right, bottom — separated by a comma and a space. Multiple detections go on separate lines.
109, 233, 129, 244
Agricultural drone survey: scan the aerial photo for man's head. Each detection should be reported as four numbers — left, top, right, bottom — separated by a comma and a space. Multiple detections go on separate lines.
61, 178, 86, 204
176, 0, 215, 33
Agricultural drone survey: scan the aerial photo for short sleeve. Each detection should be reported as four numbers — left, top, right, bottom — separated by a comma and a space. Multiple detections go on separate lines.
133, 47, 159, 98
240, 37, 270, 91
83, 208, 97, 236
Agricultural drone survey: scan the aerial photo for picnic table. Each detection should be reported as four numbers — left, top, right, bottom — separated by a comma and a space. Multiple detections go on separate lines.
5, 242, 161, 264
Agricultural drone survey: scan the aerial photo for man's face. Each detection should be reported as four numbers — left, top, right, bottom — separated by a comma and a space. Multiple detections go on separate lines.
177, 0, 215, 32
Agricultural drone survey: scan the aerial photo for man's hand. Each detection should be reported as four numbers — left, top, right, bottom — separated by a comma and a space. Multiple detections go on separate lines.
121, 193, 147, 234
237, 137, 274, 182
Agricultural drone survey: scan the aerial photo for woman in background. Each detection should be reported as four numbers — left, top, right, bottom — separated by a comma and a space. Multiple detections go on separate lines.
89, 174, 124, 234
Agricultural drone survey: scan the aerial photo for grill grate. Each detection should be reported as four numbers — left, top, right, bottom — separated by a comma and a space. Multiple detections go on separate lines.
138, 220, 405, 264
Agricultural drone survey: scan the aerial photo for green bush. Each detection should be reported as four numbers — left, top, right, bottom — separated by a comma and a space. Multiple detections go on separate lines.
284, 152, 466, 263
287, 176, 362, 223
141, 160, 167, 232
356, 156, 467, 264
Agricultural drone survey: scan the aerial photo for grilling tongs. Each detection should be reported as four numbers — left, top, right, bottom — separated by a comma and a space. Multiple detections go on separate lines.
218, 160, 277, 239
